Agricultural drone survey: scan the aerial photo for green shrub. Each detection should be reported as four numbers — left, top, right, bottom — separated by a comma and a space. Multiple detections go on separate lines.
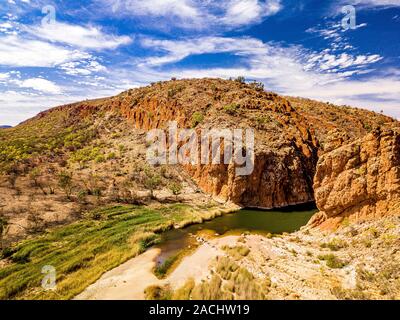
320, 238, 348, 251
223, 103, 240, 115
255, 115, 271, 126
318, 254, 347, 269
191, 112, 204, 128
169, 182, 183, 199
107, 152, 116, 160
154, 255, 179, 278
77, 190, 88, 204
249, 81, 264, 90
71, 146, 103, 165
222, 245, 250, 260
167, 84, 184, 98
95, 155, 105, 163
234, 76, 245, 84
58, 170, 73, 199
145, 285, 172, 300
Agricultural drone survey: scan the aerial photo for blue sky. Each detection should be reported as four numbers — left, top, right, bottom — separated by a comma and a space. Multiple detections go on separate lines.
0, 0, 399, 125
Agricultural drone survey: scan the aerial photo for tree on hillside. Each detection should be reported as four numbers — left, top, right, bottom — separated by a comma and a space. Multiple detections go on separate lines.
58, 171, 74, 200
169, 182, 183, 201
144, 168, 162, 200
29, 168, 48, 195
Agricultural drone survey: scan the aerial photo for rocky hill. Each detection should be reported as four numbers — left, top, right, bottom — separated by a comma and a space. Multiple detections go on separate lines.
0, 78, 397, 242
310, 127, 400, 229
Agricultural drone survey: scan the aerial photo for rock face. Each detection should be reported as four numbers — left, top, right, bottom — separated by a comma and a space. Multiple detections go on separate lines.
8, 78, 395, 211
110, 78, 320, 208
309, 127, 400, 228
185, 144, 316, 208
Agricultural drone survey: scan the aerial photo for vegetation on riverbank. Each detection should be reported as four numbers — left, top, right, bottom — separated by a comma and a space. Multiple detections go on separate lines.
0, 203, 229, 300
146, 255, 271, 300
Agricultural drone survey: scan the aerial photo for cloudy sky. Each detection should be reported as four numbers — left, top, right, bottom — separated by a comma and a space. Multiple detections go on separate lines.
0, 0, 399, 125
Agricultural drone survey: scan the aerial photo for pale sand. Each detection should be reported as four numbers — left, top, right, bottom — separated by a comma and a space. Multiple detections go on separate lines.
75, 236, 239, 300
75, 248, 162, 300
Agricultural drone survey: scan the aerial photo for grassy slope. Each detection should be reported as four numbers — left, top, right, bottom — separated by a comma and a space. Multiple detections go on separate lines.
0, 203, 228, 300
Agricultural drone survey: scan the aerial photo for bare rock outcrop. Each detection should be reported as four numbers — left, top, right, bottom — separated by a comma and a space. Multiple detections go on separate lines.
309, 126, 400, 228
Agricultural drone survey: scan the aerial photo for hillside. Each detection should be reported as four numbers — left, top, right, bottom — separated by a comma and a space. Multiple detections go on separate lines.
0, 77, 399, 301
0, 78, 397, 243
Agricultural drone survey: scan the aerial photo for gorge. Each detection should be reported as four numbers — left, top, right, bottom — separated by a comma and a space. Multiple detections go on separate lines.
0, 78, 399, 300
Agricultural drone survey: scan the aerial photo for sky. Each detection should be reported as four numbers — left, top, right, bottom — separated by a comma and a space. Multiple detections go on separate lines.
0, 0, 399, 126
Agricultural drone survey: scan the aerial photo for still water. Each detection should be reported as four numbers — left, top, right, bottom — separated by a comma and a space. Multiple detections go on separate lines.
155, 205, 317, 265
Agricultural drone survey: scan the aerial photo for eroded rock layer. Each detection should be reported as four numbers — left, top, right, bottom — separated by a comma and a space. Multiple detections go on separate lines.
310, 126, 400, 228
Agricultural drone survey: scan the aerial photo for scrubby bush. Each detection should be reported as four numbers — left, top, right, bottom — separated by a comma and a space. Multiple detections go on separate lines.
223, 103, 240, 115
169, 182, 183, 200
234, 76, 246, 84
318, 254, 347, 269
167, 84, 184, 98
320, 238, 348, 251
106, 152, 116, 160
71, 146, 103, 166
191, 112, 204, 128
144, 285, 172, 300
154, 255, 179, 278
144, 168, 162, 199
58, 171, 73, 200
249, 81, 264, 91
254, 115, 271, 127
0, 213, 9, 251
27, 210, 45, 233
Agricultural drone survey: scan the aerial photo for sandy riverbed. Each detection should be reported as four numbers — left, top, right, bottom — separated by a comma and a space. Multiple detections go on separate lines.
75, 236, 240, 300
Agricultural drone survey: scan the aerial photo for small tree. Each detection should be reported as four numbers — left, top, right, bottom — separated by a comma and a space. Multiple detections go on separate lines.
58, 171, 73, 200
235, 76, 245, 84
27, 210, 44, 233
7, 172, 18, 190
29, 168, 47, 195
144, 172, 161, 199
0, 213, 9, 251
169, 182, 183, 201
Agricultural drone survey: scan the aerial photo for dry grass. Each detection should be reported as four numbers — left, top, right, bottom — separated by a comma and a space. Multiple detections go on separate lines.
148, 255, 271, 300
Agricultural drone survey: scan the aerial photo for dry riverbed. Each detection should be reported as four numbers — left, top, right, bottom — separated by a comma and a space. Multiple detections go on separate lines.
76, 215, 400, 300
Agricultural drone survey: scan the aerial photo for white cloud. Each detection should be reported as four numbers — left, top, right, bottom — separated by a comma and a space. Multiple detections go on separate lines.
0, 73, 10, 81
59, 60, 107, 76
0, 35, 91, 67
139, 35, 382, 79
0, 91, 77, 125
133, 35, 399, 118
0, 22, 13, 31
114, 0, 201, 19
0, 82, 122, 125
305, 52, 382, 73
333, 0, 400, 13
26, 22, 132, 50
102, 0, 282, 29
16, 78, 62, 94
139, 36, 268, 66
348, 0, 400, 7
220, 0, 282, 26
